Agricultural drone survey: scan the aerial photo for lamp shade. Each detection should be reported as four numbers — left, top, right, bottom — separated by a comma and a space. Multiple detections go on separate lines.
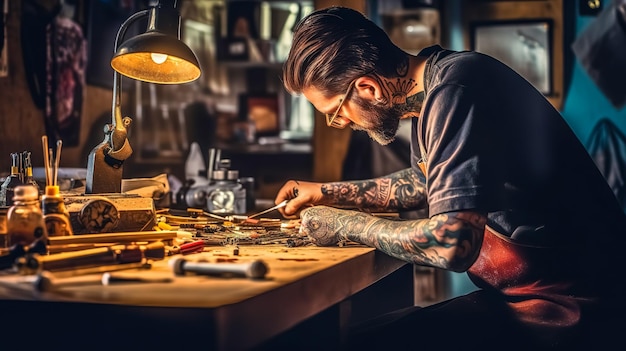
111, 31, 201, 84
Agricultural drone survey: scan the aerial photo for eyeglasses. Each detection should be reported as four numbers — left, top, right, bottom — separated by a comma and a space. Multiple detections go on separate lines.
325, 80, 356, 128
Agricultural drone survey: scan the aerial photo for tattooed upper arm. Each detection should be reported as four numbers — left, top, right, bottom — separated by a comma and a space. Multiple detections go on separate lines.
321, 168, 427, 211
388, 168, 426, 210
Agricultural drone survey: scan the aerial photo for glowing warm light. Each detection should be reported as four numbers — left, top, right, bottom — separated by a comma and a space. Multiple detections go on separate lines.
151, 53, 168, 64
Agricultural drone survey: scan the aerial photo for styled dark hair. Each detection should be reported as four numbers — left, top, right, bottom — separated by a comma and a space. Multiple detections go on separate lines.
283, 6, 407, 98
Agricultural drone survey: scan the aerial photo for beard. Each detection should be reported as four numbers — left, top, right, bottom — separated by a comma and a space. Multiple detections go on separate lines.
350, 95, 406, 145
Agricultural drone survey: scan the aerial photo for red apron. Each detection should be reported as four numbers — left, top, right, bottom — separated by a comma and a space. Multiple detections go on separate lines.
467, 226, 593, 327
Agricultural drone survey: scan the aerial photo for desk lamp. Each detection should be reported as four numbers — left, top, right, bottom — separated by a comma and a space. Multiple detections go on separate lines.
86, 0, 201, 194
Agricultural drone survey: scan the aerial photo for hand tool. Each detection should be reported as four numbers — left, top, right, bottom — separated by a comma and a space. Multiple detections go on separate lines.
47, 230, 178, 246
0, 261, 153, 293
247, 199, 289, 219
101, 271, 173, 286
202, 200, 288, 223
16, 241, 165, 274
171, 257, 268, 279
166, 240, 205, 256
33, 263, 160, 292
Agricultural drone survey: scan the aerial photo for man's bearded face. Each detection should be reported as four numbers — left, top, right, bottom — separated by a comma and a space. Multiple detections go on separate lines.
350, 95, 402, 145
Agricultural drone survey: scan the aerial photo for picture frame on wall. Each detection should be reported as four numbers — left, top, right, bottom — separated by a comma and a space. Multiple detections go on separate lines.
471, 19, 553, 95
238, 93, 280, 137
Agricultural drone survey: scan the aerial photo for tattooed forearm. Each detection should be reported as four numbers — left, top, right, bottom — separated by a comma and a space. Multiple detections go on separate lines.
320, 168, 426, 211
353, 211, 484, 271
300, 206, 485, 271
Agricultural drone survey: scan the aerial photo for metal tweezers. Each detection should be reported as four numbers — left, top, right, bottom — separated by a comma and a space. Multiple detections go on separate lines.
203, 200, 289, 222
247, 200, 289, 219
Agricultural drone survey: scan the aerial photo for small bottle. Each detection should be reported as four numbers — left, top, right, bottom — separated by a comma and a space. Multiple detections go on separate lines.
6, 185, 47, 248
185, 142, 208, 187
41, 185, 73, 237
0, 153, 24, 207
22, 151, 40, 193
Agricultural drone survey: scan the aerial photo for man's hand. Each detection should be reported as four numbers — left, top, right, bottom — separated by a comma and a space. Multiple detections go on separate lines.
275, 180, 326, 218
299, 206, 349, 246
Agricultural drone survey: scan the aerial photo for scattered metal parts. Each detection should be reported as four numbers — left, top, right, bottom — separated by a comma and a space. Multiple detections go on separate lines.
286, 238, 312, 247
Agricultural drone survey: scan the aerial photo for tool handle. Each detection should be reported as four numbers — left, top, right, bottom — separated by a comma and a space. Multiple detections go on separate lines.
172, 258, 268, 279
18, 242, 165, 273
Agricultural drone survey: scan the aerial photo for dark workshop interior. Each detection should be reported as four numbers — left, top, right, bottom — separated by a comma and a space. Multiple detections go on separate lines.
0, 0, 625, 349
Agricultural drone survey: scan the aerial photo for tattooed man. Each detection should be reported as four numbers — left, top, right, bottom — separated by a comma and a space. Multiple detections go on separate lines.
275, 6, 626, 351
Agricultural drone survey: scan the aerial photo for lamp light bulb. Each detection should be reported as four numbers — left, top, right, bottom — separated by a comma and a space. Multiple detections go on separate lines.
151, 53, 168, 64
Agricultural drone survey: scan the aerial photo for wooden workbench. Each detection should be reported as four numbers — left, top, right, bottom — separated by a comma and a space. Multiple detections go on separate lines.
0, 244, 411, 350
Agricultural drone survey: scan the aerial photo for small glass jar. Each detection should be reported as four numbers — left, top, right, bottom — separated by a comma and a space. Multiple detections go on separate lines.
41, 185, 73, 237
6, 185, 47, 247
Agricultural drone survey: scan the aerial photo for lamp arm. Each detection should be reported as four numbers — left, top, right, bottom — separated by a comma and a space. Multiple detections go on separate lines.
86, 1, 194, 195
109, 9, 150, 155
